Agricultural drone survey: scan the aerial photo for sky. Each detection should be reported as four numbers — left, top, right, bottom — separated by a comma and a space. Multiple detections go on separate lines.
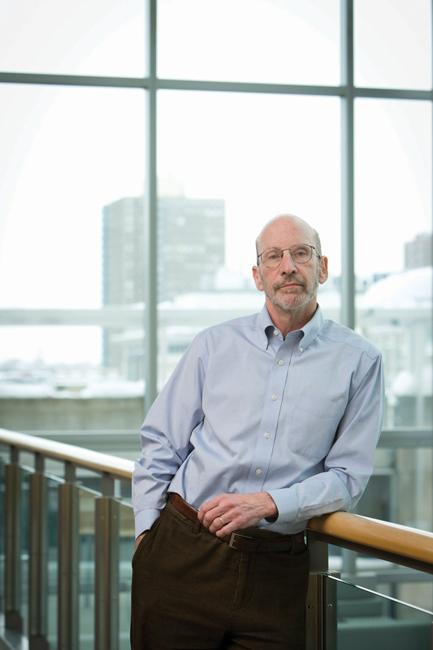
0, 0, 431, 364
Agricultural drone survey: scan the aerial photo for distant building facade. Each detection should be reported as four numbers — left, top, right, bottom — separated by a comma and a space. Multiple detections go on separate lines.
102, 194, 225, 376
404, 232, 432, 270
158, 196, 225, 300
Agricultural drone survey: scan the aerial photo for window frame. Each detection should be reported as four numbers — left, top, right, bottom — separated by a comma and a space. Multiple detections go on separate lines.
0, 0, 431, 418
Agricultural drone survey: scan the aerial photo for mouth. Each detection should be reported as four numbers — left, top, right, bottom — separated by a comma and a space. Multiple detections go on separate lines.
278, 282, 303, 290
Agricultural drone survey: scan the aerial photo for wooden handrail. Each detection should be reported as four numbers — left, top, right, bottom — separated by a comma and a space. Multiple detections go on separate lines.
0, 428, 133, 478
308, 511, 433, 569
1, 428, 433, 571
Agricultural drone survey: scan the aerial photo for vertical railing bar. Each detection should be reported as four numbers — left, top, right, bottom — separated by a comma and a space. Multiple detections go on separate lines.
4, 445, 23, 632
29, 452, 49, 649
95, 484, 119, 650
101, 472, 115, 498
324, 575, 337, 650
10, 445, 19, 465
306, 535, 329, 650
65, 461, 76, 484
58, 460, 79, 650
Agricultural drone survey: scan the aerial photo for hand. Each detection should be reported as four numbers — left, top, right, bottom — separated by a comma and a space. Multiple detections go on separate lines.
197, 492, 278, 538
134, 531, 147, 549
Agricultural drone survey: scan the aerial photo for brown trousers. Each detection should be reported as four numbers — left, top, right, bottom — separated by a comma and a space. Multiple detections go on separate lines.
130, 502, 309, 650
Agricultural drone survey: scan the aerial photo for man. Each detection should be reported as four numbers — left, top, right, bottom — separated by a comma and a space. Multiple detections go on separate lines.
131, 214, 383, 650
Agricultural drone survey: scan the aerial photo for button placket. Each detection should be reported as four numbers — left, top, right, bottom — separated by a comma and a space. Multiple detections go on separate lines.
246, 338, 295, 489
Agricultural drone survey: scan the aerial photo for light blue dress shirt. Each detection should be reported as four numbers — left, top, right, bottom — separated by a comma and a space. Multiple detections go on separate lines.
132, 306, 384, 537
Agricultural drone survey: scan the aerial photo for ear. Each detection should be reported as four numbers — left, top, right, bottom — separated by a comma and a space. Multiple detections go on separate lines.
252, 265, 264, 292
318, 256, 328, 285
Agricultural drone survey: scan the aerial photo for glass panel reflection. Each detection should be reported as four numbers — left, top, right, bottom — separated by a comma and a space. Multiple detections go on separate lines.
331, 576, 433, 650
20, 468, 31, 635
119, 502, 134, 649
329, 546, 433, 615
47, 476, 60, 647
78, 487, 96, 649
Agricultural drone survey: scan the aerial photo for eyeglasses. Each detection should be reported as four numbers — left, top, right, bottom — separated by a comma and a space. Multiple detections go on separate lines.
257, 244, 320, 269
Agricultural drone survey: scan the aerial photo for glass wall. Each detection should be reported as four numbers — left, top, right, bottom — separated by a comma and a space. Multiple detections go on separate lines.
0, 0, 432, 535
0, 82, 146, 432
354, 0, 431, 90
0, 0, 146, 77
157, 89, 341, 385
158, 0, 340, 84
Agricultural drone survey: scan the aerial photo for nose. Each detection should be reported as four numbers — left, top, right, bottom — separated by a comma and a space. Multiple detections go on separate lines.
280, 249, 297, 274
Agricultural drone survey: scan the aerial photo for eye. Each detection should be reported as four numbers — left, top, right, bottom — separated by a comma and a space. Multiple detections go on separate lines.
292, 246, 310, 261
264, 249, 281, 262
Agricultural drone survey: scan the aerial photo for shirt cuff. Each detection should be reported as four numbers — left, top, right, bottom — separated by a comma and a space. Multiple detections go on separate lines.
267, 487, 299, 524
134, 508, 161, 538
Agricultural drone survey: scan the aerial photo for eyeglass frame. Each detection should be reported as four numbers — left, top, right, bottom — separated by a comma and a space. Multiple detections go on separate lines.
256, 243, 321, 267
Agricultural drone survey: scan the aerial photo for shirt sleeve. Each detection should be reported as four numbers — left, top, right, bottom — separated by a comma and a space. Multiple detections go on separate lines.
132, 332, 207, 537
267, 351, 384, 524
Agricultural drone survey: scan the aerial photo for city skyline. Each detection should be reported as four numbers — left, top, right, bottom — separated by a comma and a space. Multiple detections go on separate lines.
0, 0, 431, 369
0, 224, 430, 367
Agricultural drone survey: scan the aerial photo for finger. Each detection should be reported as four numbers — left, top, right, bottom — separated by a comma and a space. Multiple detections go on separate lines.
198, 498, 230, 527
134, 532, 146, 549
198, 495, 226, 521
201, 505, 227, 529
214, 509, 260, 537
215, 518, 239, 538
208, 514, 230, 533
207, 501, 245, 531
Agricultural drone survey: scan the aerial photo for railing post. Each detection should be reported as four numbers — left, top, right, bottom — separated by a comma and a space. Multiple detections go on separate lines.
58, 462, 79, 650
29, 453, 49, 649
95, 473, 119, 650
306, 535, 337, 650
5, 446, 23, 632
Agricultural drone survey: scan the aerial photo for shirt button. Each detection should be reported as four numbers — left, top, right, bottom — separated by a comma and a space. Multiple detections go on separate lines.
255, 468, 263, 476
299, 347, 304, 353
273, 329, 279, 336
264, 432, 271, 439
277, 359, 284, 366
271, 394, 278, 401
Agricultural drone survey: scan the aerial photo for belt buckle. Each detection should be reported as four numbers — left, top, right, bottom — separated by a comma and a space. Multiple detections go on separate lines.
228, 532, 253, 550
228, 533, 238, 549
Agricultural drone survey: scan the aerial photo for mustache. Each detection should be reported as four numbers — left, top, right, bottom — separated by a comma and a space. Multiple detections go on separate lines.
273, 276, 305, 291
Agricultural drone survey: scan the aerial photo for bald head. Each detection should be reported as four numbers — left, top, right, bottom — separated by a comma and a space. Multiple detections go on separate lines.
255, 214, 322, 259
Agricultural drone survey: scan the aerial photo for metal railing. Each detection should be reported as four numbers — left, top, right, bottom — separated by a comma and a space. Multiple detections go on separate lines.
0, 429, 134, 650
1, 428, 433, 650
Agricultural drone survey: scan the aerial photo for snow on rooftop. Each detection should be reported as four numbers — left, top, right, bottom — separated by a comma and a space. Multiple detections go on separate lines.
0, 379, 144, 399
160, 290, 264, 310
359, 267, 432, 309
392, 366, 432, 397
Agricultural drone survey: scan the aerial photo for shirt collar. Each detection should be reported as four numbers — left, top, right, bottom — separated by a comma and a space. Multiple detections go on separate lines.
257, 304, 324, 351
300, 305, 324, 351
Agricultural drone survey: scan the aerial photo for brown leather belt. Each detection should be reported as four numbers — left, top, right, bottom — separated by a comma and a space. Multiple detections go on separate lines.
168, 493, 305, 553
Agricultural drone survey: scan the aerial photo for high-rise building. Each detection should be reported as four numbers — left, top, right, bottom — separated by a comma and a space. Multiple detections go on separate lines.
102, 194, 225, 375
103, 197, 145, 306
158, 196, 225, 300
404, 232, 432, 270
